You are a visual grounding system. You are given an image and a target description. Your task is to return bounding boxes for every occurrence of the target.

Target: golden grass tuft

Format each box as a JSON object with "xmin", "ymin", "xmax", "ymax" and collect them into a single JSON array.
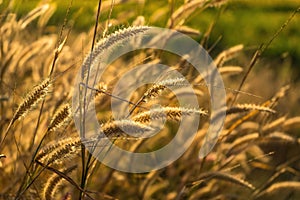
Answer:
[
  {"xmin": 132, "ymin": 106, "xmax": 207, "ymax": 123},
  {"xmin": 191, "ymin": 171, "xmax": 255, "ymax": 191},
  {"xmin": 99, "ymin": 119, "xmax": 154, "ymax": 138},
  {"xmin": 226, "ymin": 104, "xmax": 276, "ymax": 115},
  {"xmin": 42, "ymin": 166, "xmax": 76, "ymax": 200},
  {"xmin": 0, "ymin": 2, "xmax": 299, "ymax": 199},
  {"xmin": 37, "ymin": 137, "xmax": 81, "ymax": 166},
  {"xmin": 48, "ymin": 103, "xmax": 71, "ymax": 132},
  {"xmin": 141, "ymin": 78, "xmax": 186, "ymax": 103},
  {"xmin": 255, "ymin": 181, "xmax": 300, "ymax": 198},
  {"xmin": 13, "ymin": 77, "xmax": 52, "ymax": 124}
]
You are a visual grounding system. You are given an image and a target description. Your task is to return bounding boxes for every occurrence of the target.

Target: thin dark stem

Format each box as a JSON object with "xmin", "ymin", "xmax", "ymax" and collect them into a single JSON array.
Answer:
[
  {"xmin": 16, "ymin": 2, "xmax": 72, "ymax": 197},
  {"xmin": 79, "ymin": 0, "xmax": 102, "ymax": 199}
]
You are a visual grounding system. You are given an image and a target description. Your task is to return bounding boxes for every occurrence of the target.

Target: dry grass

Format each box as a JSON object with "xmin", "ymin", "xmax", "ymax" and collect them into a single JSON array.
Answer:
[{"xmin": 0, "ymin": 1, "xmax": 300, "ymax": 200}]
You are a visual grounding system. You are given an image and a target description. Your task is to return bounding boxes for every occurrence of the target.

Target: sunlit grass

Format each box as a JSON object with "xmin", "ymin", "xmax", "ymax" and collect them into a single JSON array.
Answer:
[{"xmin": 6, "ymin": 0, "xmax": 300, "ymax": 73}]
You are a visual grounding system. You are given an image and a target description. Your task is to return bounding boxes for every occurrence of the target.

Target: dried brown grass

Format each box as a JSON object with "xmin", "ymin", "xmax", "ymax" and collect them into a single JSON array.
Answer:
[{"xmin": 0, "ymin": 1, "xmax": 299, "ymax": 200}]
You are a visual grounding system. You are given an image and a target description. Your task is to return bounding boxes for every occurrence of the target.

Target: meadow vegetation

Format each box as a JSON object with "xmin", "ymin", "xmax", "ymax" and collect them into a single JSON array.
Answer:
[{"xmin": 0, "ymin": 0, "xmax": 300, "ymax": 199}]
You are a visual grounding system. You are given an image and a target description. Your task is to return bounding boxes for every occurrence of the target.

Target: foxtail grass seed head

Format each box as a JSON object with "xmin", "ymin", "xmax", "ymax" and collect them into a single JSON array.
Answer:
[
  {"xmin": 132, "ymin": 107, "xmax": 208, "ymax": 123},
  {"xmin": 37, "ymin": 137, "xmax": 81, "ymax": 165},
  {"xmin": 100, "ymin": 119, "xmax": 154, "ymax": 138},
  {"xmin": 42, "ymin": 166, "xmax": 76, "ymax": 200},
  {"xmin": 48, "ymin": 104, "xmax": 71, "ymax": 132},
  {"xmin": 81, "ymin": 26, "xmax": 150, "ymax": 75},
  {"xmin": 142, "ymin": 78, "xmax": 186, "ymax": 102},
  {"xmin": 12, "ymin": 77, "xmax": 51, "ymax": 123},
  {"xmin": 226, "ymin": 104, "xmax": 276, "ymax": 115}
]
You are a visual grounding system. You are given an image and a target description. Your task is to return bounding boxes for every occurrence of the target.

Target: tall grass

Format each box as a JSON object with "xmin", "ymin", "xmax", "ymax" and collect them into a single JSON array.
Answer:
[{"xmin": 0, "ymin": 1, "xmax": 300, "ymax": 200}]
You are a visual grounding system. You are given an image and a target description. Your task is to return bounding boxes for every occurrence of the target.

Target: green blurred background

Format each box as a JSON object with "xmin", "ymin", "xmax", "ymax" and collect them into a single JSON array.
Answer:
[{"xmin": 1, "ymin": 0, "xmax": 300, "ymax": 78}]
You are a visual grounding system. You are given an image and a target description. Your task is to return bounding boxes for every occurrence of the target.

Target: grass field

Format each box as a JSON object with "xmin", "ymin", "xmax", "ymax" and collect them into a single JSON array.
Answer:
[
  {"xmin": 4, "ymin": 0, "xmax": 300, "ymax": 74},
  {"xmin": 1, "ymin": 0, "xmax": 300, "ymax": 199}
]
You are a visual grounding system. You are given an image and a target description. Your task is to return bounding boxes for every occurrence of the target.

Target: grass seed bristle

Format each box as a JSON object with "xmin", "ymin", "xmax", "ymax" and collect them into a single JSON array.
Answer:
[
  {"xmin": 192, "ymin": 171, "xmax": 255, "ymax": 191},
  {"xmin": 132, "ymin": 107, "xmax": 208, "ymax": 123},
  {"xmin": 227, "ymin": 104, "xmax": 276, "ymax": 115},
  {"xmin": 100, "ymin": 119, "xmax": 154, "ymax": 138},
  {"xmin": 42, "ymin": 166, "xmax": 76, "ymax": 200},
  {"xmin": 142, "ymin": 78, "xmax": 186, "ymax": 102},
  {"xmin": 214, "ymin": 44, "xmax": 244, "ymax": 67},
  {"xmin": 38, "ymin": 138, "xmax": 81, "ymax": 165},
  {"xmin": 255, "ymin": 181, "xmax": 300, "ymax": 198},
  {"xmin": 82, "ymin": 26, "xmax": 149, "ymax": 74},
  {"xmin": 12, "ymin": 77, "xmax": 52, "ymax": 124},
  {"xmin": 48, "ymin": 104, "xmax": 71, "ymax": 132}
]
